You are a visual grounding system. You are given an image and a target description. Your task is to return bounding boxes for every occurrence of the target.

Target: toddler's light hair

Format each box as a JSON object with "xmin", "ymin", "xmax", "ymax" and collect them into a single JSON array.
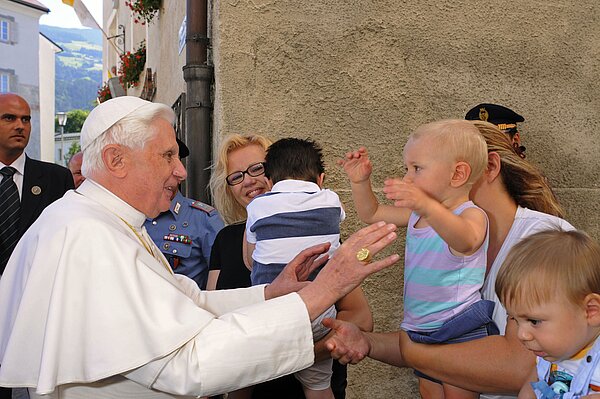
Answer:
[
  {"xmin": 495, "ymin": 229, "xmax": 600, "ymax": 309},
  {"xmin": 408, "ymin": 119, "xmax": 488, "ymax": 185}
]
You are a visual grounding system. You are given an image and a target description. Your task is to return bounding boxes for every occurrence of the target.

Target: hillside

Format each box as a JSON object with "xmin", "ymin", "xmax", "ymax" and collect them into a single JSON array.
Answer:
[{"xmin": 40, "ymin": 25, "xmax": 102, "ymax": 111}]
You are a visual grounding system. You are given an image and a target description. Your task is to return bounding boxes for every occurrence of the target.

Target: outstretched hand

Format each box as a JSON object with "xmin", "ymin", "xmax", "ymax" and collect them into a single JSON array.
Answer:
[
  {"xmin": 299, "ymin": 221, "xmax": 400, "ymax": 321},
  {"xmin": 323, "ymin": 318, "xmax": 371, "ymax": 365},
  {"xmin": 337, "ymin": 147, "xmax": 373, "ymax": 184},
  {"xmin": 265, "ymin": 242, "xmax": 331, "ymax": 300},
  {"xmin": 383, "ymin": 177, "xmax": 433, "ymax": 215},
  {"xmin": 315, "ymin": 221, "xmax": 399, "ymax": 293}
]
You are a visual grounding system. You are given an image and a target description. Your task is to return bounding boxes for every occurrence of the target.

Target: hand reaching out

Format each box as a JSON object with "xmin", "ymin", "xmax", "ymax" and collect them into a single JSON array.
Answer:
[
  {"xmin": 383, "ymin": 177, "xmax": 435, "ymax": 216},
  {"xmin": 299, "ymin": 222, "xmax": 400, "ymax": 321},
  {"xmin": 265, "ymin": 243, "xmax": 331, "ymax": 300},
  {"xmin": 337, "ymin": 147, "xmax": 373, "ymax": 184},
  {"xmin": 323, "ymin": 318, "xmax": 371, "ymax": 365}
]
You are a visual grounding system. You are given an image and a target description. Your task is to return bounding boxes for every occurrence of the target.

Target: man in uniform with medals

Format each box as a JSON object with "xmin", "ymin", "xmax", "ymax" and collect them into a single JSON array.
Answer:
[{"xmin": 145, "ymin": 139, "xmax": 224, "ymax": 289}]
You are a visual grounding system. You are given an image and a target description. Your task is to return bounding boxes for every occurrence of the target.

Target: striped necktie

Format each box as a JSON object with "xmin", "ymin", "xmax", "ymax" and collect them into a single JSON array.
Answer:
[{"xmin": 0, "ymin": 166, "xmax": 21, "ymax": 274}]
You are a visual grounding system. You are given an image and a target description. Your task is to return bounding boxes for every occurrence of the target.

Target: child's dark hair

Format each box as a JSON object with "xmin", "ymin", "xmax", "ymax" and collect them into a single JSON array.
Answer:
[{"xmin": 265, "ymin": 138, "xmax": 325, "ymax": 184}]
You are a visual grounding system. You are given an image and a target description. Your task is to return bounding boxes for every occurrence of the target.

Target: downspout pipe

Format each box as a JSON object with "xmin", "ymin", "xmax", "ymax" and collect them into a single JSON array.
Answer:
[{"xmin": 184, "ymin": 0, "xmax": 212, "ymax": 203}]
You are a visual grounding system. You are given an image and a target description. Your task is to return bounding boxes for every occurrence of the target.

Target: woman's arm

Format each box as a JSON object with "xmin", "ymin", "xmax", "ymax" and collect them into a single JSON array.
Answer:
[
  {"xmin": 325, "ymin": 321, "xmax": 405, "ymax": 366},
  {"xmin": 206, "ymin": 270, "xmax": 220, "ymax": 291},
  {"xmin": 326, "ymin": 317, "xmax": 533, "ymax": 394},
  {"xmin": 517, "ymin": 366, "xmax": 537, "ymax": 399},
  {"xmin": 335, "ymin": 285, "xmax": 373, "ymax": 332},
  {"xmin": 400, "ymin": 318, "xmax": 535, "ymax": 394}
]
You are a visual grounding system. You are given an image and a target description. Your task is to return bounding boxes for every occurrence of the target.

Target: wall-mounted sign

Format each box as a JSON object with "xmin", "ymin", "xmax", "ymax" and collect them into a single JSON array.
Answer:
[{"xmin": 178, "ymin": 17, "xmax": 186, "ymax": 55}]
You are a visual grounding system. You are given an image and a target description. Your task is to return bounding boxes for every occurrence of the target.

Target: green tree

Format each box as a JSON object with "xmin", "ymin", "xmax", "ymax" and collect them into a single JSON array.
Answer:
[
  {"xmin": 64, "ymin": 142, "xmax": 81, "ymax": 164},
  {"xmin": 55, "ymin": 109, "xmax": 90, "ymax": 133}
]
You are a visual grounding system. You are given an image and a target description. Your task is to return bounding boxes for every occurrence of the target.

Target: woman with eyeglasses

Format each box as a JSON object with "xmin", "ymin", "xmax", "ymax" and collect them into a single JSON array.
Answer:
[{"xmin": 207, "ymin": 133, "xmax": 373, "ymax": 399}]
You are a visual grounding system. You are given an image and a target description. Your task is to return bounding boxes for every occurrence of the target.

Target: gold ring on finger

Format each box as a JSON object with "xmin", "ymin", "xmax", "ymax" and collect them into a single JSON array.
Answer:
[{"xmin": 356, "ymin": 247, "xmax": 371, "ymax": 263}]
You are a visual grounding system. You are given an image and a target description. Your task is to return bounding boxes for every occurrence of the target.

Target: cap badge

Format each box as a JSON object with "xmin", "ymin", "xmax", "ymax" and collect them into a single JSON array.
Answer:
[{"xmin": 479, "ymin": 107, "xmax": 489, "ymax": 121}]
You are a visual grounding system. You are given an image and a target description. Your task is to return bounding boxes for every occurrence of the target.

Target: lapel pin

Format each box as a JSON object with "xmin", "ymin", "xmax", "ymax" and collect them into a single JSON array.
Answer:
[{"xmin": 31, "ymin": 186, "xmax": 41, "ymax": 195}]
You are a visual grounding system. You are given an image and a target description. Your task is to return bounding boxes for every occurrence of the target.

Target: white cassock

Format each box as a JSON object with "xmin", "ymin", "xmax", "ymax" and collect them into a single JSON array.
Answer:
[{"xmin": 0, "ymin": 179, "xmax": 314, "ymax": 398}]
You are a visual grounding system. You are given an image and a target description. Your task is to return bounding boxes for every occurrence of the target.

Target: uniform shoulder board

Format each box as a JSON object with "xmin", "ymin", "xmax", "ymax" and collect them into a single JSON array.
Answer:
[{"xmin": 191, "ymin": 201, "xmax": 216, "ymax": 214}]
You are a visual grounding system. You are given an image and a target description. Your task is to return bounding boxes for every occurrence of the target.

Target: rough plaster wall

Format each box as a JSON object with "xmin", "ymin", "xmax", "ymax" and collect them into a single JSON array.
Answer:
[{"xmin": 213, "ymin": 1, "xmax": 600, "ymax": 397}]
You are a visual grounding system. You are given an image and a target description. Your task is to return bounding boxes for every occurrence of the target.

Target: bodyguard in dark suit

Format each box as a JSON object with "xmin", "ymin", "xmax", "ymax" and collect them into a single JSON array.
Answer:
[
  {"xmin": 0, "ymin": 93, "xmax": 74, "ymax": 274},
  {"xmin": 0, "ymin": 93, "xmax": 73, "ymax": 398},
  {"xmin": 19, "ymin": 157, "xmax": 75, "ymax": 234}
]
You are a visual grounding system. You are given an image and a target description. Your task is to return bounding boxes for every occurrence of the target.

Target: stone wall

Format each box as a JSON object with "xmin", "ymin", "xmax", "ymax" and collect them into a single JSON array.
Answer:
[{"xmin": 212, "ymin": 1, "xmax": 600, "ymax": 397}]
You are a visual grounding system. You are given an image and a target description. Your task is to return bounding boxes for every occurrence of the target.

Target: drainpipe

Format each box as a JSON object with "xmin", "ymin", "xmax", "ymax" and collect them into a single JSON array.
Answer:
[{"xmin": 184, "ymin": 0, "xmax": 212, "ymax": 203}]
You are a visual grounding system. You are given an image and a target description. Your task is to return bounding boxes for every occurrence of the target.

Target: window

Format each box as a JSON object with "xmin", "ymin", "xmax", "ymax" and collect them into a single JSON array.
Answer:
[
  {"xmin": 0, "ymin": 19, "xmax": 9, "ymax": 42},
  {"xmin": 0, "ymin": 15, "xmax": 16, "ymax": 44},
  {"xmin": 0, "ymin": 69, "xmax": 15, "ymax": 93},
  {"xmin": 0, "ymin": 74, "xmax": 9, "ymax": 93}
]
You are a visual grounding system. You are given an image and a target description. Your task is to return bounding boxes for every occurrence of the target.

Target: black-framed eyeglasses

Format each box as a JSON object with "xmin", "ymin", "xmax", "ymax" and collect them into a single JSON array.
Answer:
[{"xmin": 226, "ymin": 162, "xmax": 266, "ymax": 186}]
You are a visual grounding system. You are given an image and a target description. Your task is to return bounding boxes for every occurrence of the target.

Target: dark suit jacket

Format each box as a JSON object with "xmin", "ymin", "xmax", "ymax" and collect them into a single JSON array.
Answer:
[
  {"xmin": 0, "ymin": 158, "xmax": 71, "ymax": 393},
  {"xmin": 18, "ymin": 156, "xmax": 75, "ymax": 235}
]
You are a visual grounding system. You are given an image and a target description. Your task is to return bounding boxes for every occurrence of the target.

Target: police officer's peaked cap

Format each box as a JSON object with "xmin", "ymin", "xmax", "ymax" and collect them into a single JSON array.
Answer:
[
  {"xmin": 177, "ymin": 138, "xmax": 190, "ymax": 159},
  {"xmin": 465, "ymin": 103, "xmax": 524, "ymax": 131}
]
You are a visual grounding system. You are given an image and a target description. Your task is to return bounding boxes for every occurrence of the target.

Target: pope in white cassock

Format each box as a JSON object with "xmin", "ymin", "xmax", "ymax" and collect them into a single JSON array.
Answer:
[{"xmin": 0, "ymin": 96, "xmax": 400, "ymax": 398}]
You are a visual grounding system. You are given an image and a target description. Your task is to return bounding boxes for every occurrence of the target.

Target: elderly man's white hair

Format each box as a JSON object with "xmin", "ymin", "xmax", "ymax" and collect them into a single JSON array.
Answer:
[{"xmin": 81, "ymin": 98, "xmax": 174, "ymax": 177}]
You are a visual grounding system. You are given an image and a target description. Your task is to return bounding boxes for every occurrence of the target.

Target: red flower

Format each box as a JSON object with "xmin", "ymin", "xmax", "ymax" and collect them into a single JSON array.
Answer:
[
  {"xmin": 127, "ymin": 0, "xmax": 160, "ymax": 25},
  {"xmin": 117, "ymin": 41, "xmax": 146, "ymax": 89},
  {"xmin": 97, "ymin": 81, "xmax": 114, "ymax": 103}
]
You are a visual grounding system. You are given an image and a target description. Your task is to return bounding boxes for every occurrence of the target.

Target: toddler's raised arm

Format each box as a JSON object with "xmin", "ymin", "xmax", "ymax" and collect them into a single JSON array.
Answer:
[
  {"xmin": 338, "ymin": 147, "xmax": 411, "ymax": 227},
  {"xmin": 383, "ymin": 178, "xmax": 487, "ymax": 254}
]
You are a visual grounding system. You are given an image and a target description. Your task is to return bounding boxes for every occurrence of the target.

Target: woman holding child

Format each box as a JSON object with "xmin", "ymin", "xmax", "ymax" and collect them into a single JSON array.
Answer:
[
  {"xmin": 327, "ymin": 120, "xmax": 572, "ymax": 399},
  {"xmin": 207, "ymin": 133, "xmax": 373, "ymax": 399}
]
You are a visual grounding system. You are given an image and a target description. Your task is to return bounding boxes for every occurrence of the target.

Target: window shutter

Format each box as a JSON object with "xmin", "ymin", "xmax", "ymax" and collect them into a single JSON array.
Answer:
[
  {"xmin": 9, "ymin": 73, "xmax": 18, "ymax": 93},
  {"xmin": 9, "ymin": 20, "xmax": 17, "ymax": 44}
]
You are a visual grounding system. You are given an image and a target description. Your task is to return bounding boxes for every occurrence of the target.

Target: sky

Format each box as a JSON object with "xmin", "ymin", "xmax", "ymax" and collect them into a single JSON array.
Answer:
[{"xmin": 39, "ymin": 0, "xmax": 103, "ymax": 29}]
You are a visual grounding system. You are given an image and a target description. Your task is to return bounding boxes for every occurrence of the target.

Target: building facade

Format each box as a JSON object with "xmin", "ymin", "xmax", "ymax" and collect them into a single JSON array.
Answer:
[
  {"xmin": 39, "ymin": 31, "xmax": 61, "ymax": 162},
  {"xmin": 102, "ymin": 1, "xmax": 186, "ymax": 106},
  {"xmin": 0, "ymin": 0, "xmax": 58, "ymax": 162}
]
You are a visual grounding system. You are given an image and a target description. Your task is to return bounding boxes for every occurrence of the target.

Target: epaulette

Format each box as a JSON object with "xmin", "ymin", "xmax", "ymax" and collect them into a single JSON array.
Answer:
[{"xmin": 191, "ymin": 201, "xmax": 216, "ymax": 214}]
